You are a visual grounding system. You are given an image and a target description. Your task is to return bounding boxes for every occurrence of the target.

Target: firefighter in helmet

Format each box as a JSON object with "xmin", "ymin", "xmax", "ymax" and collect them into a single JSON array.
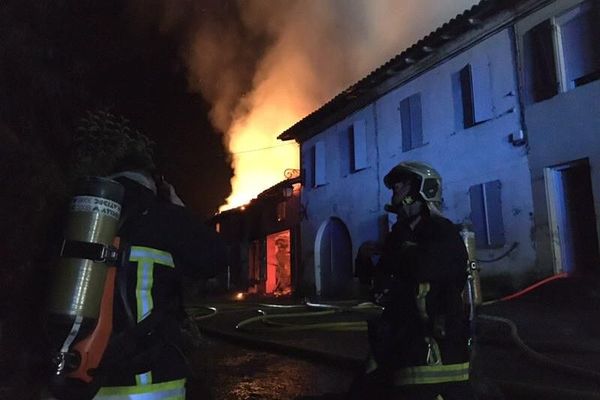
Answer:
[
  {"xmin": 351, "ymin": 161, "xmax": 473, "ymax": 399},
  {"xmin": 46, "ymin": 112, "xmax": 226, "ymax": 400}
]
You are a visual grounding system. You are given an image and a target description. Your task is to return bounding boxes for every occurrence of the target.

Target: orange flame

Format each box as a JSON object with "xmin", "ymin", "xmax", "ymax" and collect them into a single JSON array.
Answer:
[{"xmin": 218, "ymin": 52, "xmax": 318, "ymax": 211}]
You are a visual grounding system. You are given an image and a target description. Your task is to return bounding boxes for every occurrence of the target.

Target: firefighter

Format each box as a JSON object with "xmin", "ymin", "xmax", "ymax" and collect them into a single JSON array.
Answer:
[
  {"xmin": 350, "ymin": 161, "xmax": 473, "ymax": 400},
  {"xmin": 91, "ymin": 161, "xmax": 225, "ymax": 399},
  {"xmin": 46, "ymin": 113, "xmax": 227, "ymax": 400}
]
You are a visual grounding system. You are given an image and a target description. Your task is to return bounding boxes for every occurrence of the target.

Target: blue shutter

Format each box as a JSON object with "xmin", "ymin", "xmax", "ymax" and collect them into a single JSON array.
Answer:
[
  {"xmin": 314, "ymin": 141, "xmax": 327, "ymax": 186},
  {"xmin": 400, "ymin": 94, "xmax": 422, "ymax": 151},
  {"xmin": 410, "ymin": 94, "xmax": 423, "ymax": 148},
  {"xmin": 469, "ymin": 184, "xmax": 487, "ymax": 248},
  {"xmin": 523, "ymin": 20, "xmax": 558, "ymax": 103},
  {"xmin": 484, "ymin": 180, "xmax": 505, "ymax": 247},
  {"xmin": 560, "ymin": 1, "xmax": 600, "ymax": 88},
  {"xmin": 352, "ymin": 120, "xmax": 368, "ymax": 171},
  {"xmin": 460, "ymin": 65, "xmax": 475, "ymax": 127},
  {"xmin": 472, "ymin": 58, "xmax": 494, "ymax": 123},
  {"xmin": 470, "ymin": 180, "xmax": 506, "ymax": 248},
  {"xmin": 307, "ymin": 147, "xmax": 316, "ymax": 188},
  {"xmin": 400, "ymin": 97, "xmax": 412, "ymax": 152},
  {"xmin": 339, "ymin": 127, "xmax": 351, "ymax": 176},
  {"xmin": 452, "ymin": 70, "xmax": 465, "ymax": 131}
]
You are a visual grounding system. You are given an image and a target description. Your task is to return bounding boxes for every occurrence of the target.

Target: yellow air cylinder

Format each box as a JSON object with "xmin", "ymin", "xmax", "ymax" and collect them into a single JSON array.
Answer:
[{"xmin": 46, "ymin": 176, "xmax": 124, "ymax": 376}]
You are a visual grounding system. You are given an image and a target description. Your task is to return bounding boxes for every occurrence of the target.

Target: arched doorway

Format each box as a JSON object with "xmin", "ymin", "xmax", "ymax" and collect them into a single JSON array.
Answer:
[{"xmin": 314, "ymin": 217, "xmax": 353, "ymax": 297}]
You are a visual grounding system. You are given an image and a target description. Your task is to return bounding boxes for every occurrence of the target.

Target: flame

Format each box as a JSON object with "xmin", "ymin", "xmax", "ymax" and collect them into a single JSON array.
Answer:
[
  {"xmin": 219, "ymin": 98, "xmax": 303, "ymax": 211},
  {"xmin": 217, "ymin": 33, "xmax": 323, "ymax": 211},
  {"xmin": 215, "ymin": 0, "xmax": 479, "ymax": 212},
  {"xmin": 128, "ymin": 0, "xmax": 480, "ymax": 213}
]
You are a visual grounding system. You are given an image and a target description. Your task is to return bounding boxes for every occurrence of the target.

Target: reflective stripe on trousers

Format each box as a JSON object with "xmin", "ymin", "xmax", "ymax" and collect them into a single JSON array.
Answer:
[
  {"xmin": 94, "ymin": 378, "xmax": 186, "ymax": 400},
  {"xmin": 394, "ymin": 362, "xmax": 470, "ymax": 385}
]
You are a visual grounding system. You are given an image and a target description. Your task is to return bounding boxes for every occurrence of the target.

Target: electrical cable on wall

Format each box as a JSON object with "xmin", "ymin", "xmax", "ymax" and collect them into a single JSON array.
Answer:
[{"xmin": 477, "ymin": 242, "xmax": 519, "ymax": 263}]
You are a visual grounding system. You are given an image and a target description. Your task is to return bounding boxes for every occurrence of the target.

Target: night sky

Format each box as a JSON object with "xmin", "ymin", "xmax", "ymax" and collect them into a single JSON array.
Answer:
[{"xmin": 1, "ymin": 0, "xmax": 235, "ymax": 220}]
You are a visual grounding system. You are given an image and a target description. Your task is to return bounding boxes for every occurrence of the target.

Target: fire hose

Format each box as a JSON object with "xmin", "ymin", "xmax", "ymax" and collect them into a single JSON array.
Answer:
[
  {"xmin": 234, "ymin": 302, "xmax": 379, "ymax": 332},
  {"xmin": 187, "ymin": 274, "xmax": 600, "ymax": 384}
]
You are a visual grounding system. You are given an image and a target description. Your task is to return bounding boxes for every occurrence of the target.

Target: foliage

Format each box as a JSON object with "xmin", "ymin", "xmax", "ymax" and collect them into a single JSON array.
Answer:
[{"xmin": 70, "ymin": 110, "xmax": 156, "ymax": 179}]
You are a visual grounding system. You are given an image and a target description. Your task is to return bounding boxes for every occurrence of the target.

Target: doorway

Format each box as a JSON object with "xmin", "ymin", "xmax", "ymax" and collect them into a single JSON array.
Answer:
[
  {"xmin": 266, "ymin": 230, "xmax": 292, "ymax": 296},
  {"xmin": 314, "ymin": 218, "xmax": 353, "ymax": 297},
  {"xmin": 544, "ymin": 159, "xmax": 600, "ymax": 275}
]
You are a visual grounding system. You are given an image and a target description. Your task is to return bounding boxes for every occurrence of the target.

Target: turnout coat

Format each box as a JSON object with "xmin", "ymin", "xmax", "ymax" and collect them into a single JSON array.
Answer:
[
  {"xmin": 369, "ymin": 213, "xmax": 471, "ymax": 387},
  {"xmin": 95, "ymin": 177, "xmax": 225, "ymax": 399}
]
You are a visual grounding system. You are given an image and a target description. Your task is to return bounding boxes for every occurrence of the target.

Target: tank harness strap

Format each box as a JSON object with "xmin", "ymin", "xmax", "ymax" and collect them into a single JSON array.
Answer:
[{"xmin": 60, "ymin": 239, "xmax": 119, "ymax": 264}]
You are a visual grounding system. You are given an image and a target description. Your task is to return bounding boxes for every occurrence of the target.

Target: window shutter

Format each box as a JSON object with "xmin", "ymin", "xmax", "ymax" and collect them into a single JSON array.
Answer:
[
  {"xmin": 352, "ymin": 120, "xmax": 368, "ymax": 171},
  {"xmin": 400, "ymin": 97, "xmax": 412, "ymax": 151},
  {"xmin": 484, "ymin": 180, "xmax": 506, "ymax": 247},
  {"xmin": 523, "ymin": 20, "xmax": 558, "ymax": 103},
  {"xmin": 314, "ymin": 141, "xmax": 327, "ymax": 186},
  {"xmin": 451, "ymin": 70, "xmax": 465, "ymax": 131},
  {"xmin": 409, "ymin": 94, "xmax": 423, "ymax": 148},
  {"xmin": 471, "ymin": 58, "xmax": 494, "ymax": 122},
  {"xmin": 306, "ymin": 147, "xmax": 316, "ymax": 188},
  {"xmin": 469, "ymin": 180, "xmax": 506, "ymax": 248},
  {"xmin": 459, "ymin": 65, "xmax": 475, "ymax": 127},
  {"xmin": 560, "ymin": 1, "xmax": 600, "ymax": 88},
  {"xmin": 469, "ymin": 184, "xmax": 487, "ymax": 248},
  {"xmin": 339, "ymin": 127, "xmax": 351, "ymax": 176}
]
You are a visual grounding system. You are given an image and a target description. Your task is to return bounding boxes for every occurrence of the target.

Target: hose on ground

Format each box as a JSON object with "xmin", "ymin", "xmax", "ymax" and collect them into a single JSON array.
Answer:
[
  {"xmin": 235, "ymin": 302, "xmax": 381, "ymax": 332},
  {"xmin": 479, "ymin": 313, "xmax": 600, "ymax": 382},
  {"xmin": 187, "ymin": 306, "xmax": 218, "ymax": 321},
  {"xmin": 193, "ymin": 275, "xmax": 600, "ymax": 384}
]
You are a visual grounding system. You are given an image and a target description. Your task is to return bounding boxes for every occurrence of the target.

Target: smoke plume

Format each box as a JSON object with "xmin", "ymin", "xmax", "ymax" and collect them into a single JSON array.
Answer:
[{"xmin": 129, "ymin": 0, "xmax": 479, "ymax": 210}]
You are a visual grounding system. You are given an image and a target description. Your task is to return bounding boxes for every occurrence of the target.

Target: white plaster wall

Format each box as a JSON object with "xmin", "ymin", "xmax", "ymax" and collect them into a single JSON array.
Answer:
[
  {"xmin": 300, "ymin": 28, "xmax": 538, "ymax": 294},
  {"xmin": 524, "ymin": 79, "xmax": 600, "ymax": 276},
  {"xmin": 375, "ymin": 28, "xmax": 536, "ymax": 285},
  {"xmin": 300, "ymin": 104, "xmax": 382, "ymax": 292}
]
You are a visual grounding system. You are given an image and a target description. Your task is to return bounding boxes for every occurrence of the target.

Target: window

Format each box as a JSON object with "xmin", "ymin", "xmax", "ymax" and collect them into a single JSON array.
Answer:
[
  {"xmin": 399, "ymin": 93, "xmax": 423, "ymax": 152},
  {"xmin": 309, "ymin": 141, "xmax": 327, "ymax": 188},
  {"xmin": 469, "ymin": 180, "xmax": 505, "ymax": 248},
  {"xmin": 340, "ymin": 120, "xmax": 368, "ymax": 175},
  {"xmin": 452, "ymin": 60, "xmax": 493, "ymax": 129},
  {"xmin": 557, "ymin": 1, "xmax": 600, "ymax": 89},
  {"xmin": 522, "ymin": 0, "xmax": 600, "ymax": 103}
]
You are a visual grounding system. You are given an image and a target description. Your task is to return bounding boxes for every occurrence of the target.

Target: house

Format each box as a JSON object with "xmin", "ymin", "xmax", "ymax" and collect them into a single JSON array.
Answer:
[
  {"xmin": 514, "ymin": 0, "xmax": 600, "ymax": 277},
  {"xmin": 211, "ymin": 173, "xmax": 303, "ymax": 296},
  {"xmin": 278, "ymin": 0, "xmax": 600, "ymax": 299}
]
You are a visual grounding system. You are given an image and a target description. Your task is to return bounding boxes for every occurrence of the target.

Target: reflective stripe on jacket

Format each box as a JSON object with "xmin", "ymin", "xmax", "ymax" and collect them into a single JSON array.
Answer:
[
  {"xmin": 94, "ymin": 378, "xmax": 185, "ymax": 400},
  {"xmin": 129, "ymin": 246, "xmax": 175, "ymax": 322}
]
